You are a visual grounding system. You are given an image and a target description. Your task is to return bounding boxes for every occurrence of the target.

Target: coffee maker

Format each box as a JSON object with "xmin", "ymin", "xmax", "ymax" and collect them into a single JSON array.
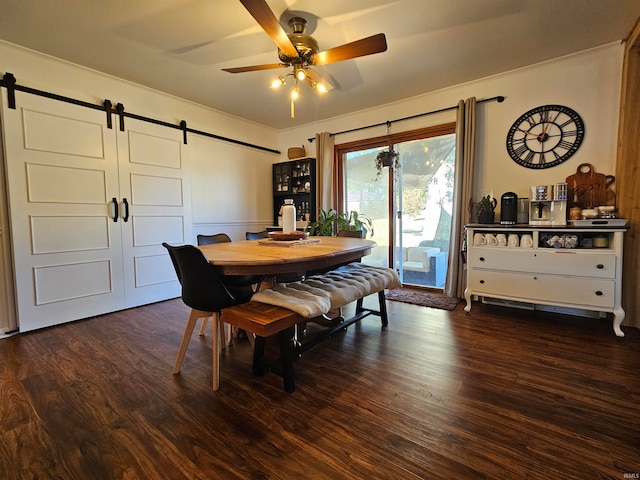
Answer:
[
  {"xmin": 529, "ymin": 183, "xmax": 567, "ymax": 225},
  {"xmin": 500, "ymin": 192, "xmax": 518, "ymax": 225},
  {"xmin": 551, "ymin": 182, "xmax": 567, "ymax": 225}
]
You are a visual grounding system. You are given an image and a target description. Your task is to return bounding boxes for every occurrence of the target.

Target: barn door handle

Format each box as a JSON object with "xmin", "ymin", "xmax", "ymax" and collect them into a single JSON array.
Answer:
[
  {"xmin": 111, "ymin": 198, "xmax": 118, "ymax": 222},
  {"xmin": 122, "ymin": 198, "xmax": 129, "ymax": 222}
]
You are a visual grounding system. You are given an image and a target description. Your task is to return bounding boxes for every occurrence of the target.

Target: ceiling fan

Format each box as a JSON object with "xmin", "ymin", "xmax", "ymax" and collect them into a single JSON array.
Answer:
[{"xmin": 223, "ymin": 0, "xmax": 388, "ymax": 117}]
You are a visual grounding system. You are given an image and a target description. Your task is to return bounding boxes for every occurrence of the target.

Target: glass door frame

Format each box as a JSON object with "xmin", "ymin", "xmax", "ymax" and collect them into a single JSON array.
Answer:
[{"xmin": 336, "ymin": 123, "xmax": 456, "ymax": 273}]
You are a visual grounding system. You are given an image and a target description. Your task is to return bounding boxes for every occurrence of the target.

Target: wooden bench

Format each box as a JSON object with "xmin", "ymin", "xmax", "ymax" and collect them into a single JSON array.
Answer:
[
  {"xmin": 221, "ymin": 263, "xmax": 400, "ymax": 392},
  {"xmin": 222, "ymin": 302, "xmax": 304, "ymax": 392}
]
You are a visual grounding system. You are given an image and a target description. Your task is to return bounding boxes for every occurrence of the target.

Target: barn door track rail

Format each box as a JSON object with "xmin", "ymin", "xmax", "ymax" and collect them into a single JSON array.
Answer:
[{"xmin": 1, "ymin": 72, "xmax": 280, "ymax": 155}]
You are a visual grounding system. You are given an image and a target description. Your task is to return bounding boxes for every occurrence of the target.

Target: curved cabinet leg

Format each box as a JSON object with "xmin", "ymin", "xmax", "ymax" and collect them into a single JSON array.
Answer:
[
  {"xmin": 463, "ymin": 288, "xmax": 472, "ymax": 313},
  {"xmin": 612, "ymin": 307, "xmax": 625, "ymax": 337}
]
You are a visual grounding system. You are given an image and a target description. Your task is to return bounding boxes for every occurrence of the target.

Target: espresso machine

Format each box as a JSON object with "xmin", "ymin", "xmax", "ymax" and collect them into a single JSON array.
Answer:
[{"xmin": 529, "ymin": 183, "xmax": 567, "ymax": 225}]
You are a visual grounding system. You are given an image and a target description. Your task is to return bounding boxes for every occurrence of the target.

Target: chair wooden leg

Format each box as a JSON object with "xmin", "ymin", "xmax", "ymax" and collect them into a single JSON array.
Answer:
[
  {"xmin": 219, "ymin": 318, "xmax": 227, "ymax": 350},
  {"xmin": 200, "ymin": 316, "xmax": 228, "ymax": 352},
  {"xmin": 212, "ymin": 312, "xmax": 220, "ymax": 391},
  {"xmin": 224, "ymin": 323, "xmax": 233, "ymax": 347},
  {"xmin": 198, "ymin": 317, "xmax": 208, "ymax": 336},
  {"xmin": 173, "ymin": 309, "xmax": 203, "ymax": 374}
]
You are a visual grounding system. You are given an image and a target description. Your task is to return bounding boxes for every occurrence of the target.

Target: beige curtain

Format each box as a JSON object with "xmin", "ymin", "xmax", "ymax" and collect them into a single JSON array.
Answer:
[
  {"xmin": 315, "ymin": 132, "xmax": 335, "ymax": 211},
  {"xmin": 445, "ymin": 97, "xmax": 476, "ymax": 298}
]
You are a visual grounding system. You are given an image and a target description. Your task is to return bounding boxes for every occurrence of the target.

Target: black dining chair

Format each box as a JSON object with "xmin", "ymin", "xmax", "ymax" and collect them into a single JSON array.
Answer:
[
  {"xmin": 162, "ymin": 243, "xmax": 254, "ymax": 390},
  {"xmin": 196, "ymin": 233, "xmax": 265, "ymax": 290},
  {"xmin": 196, "ymin": 233, "xmax": 264, "ymax": 342},
  {"xmin": 245, "ymin": 230, "xmax": 269, "ymax": 240},
  {"xmin": 196, "ymin": 233, "xmax": 232, "ymax": 245}
]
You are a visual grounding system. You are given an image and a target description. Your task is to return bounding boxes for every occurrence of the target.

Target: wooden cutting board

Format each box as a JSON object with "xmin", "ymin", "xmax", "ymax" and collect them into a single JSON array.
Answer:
[{"xmin": 566, "ymin": 163, "xmax": 608, "ymax": 209}]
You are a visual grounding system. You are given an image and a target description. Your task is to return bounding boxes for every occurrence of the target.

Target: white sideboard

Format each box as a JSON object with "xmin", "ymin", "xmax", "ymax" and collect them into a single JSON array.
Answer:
[{"xmin": 464, "ymin": 224, "xmax": 627, "ymax": 336}]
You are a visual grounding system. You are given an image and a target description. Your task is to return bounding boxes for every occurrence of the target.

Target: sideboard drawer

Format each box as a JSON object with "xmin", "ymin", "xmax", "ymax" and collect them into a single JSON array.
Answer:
[
  {"xmin": 468, "ymin": 270, "xmax": 615, "ymax": 309},
  {"xmin": 468, "ymin": 248, "xmax": 615, "ymax": 279}
]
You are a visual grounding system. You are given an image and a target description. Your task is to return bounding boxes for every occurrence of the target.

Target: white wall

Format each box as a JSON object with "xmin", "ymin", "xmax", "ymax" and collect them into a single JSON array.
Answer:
[
  {"xmin": 0, "ymin": 40, "xmax": 279, "ymax": 242},
  {"xmin": 278, "ymin": 43, "xmax": 623, "ymax": 212}
]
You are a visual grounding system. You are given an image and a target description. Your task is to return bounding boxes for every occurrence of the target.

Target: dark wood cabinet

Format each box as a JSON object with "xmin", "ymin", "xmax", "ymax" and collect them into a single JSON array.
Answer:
[{"xmin": 272, "ymin": 157, "xmax": 316, "ymax": 226}]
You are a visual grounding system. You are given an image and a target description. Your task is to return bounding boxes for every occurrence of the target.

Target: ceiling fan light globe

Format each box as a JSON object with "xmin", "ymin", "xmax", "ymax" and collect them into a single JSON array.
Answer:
[
  {"xmin": 270, "ymin": 76, "xmax": 286, "ymax": 89},
  {"xmin": 295, "ymin": 67, "xmax": 306, "ymax": 81}
]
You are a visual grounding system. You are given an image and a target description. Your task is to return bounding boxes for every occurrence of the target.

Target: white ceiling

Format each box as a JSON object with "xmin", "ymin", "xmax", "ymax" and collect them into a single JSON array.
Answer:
[{"xmin": 1, "ymin": 0, "xmax": 639, "ymax": 130}]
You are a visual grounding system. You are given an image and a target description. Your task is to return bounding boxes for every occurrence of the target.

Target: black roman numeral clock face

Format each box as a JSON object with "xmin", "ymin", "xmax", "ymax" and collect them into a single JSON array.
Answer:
[{"xmin": 506, "ymin": 104, "xmax": 585, "ymax": 169}]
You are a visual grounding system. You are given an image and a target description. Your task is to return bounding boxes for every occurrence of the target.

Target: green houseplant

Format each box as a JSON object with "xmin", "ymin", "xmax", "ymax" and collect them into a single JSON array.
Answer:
[
  {"xmin": 375, "ymin": 149, "xmax": 399, "ymax": 180},
  {"xmin": 309, "ymin": 208, "xmax": 374, "ymax": 238},
  {"xmin": 475, "ymin": 195, "xmax": 497, "ymax": 224}
]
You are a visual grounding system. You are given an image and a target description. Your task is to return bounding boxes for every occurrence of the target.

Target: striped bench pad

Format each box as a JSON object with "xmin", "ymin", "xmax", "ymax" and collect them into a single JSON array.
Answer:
[{"xmin": 250, "ymin": 263, "xmax": 400, "ymax": 318}]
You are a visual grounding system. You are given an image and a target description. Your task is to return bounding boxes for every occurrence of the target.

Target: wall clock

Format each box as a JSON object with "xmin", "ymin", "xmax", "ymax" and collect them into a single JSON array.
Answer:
[{"xmin": 506, "ymin": 104, "xmax": 585, "ymax": 169}]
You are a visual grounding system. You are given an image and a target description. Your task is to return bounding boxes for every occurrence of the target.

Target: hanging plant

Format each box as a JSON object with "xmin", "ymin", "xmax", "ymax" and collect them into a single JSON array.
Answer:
[
  {"xmin": 375, "ymin": 120, "xmax": 399, "ymax": 180},
  {"xmin": 375, "ymin": 149, "xmax": 399, "ymax": 180}
]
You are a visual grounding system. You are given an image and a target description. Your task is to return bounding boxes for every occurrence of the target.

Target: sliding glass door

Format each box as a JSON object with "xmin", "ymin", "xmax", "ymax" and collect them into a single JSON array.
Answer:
[{"xmin": 340, "ymin": 124, "xmax": 456, "ymax": 288}]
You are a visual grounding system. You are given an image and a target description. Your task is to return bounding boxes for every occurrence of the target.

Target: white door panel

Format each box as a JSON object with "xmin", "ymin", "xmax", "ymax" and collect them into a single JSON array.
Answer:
[
  {"xmin": 117, "ymin": 118, "xmax": 189, "ymax": 307},
  {"xmin": 2, "ymin": 90, "xmax": 124, "ymax": 331},
  {"xmin": 2, "ymin": 91, "xmax": 189, "ymax": 331},
  {"xmin": 22, "ymin": 108, "xmax": 107, "ymax": 158},
  {"xmin": 31, "ymin": 215, "xmax": 110, "ymax": 254}
]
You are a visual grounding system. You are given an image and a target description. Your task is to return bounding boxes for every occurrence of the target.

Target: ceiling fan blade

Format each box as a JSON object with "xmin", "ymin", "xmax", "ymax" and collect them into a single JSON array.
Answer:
[
  {"xmin": 239, "ymin": 0, "xmax": 299, "ymax": 58},
  {"xmin": 311, "ymin": 33, "xmax": 387, "ymax": 66},
  {"xmin": 222, "ymin": 63, "xmax": 287, "ymax": 73}
]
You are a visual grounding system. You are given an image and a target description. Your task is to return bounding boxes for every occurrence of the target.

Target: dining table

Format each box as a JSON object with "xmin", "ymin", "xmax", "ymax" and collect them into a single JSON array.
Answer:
[{"xmin": 197, "ymin": 235, "xmax": 376, "ymax": 278}]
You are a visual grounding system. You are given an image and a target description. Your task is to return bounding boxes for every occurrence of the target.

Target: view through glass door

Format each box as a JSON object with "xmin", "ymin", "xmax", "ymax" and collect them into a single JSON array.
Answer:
[{"xmin": 342, "ymin": 125, "xmax": 456, "ymax": 288}]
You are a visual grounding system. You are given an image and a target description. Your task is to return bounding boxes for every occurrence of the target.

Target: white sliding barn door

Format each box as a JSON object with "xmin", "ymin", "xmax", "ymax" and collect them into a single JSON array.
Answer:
[
  {"xmin": 1, "ymin": 90, "xmax": 125, "ymax": 331},
  {"xmin": 1, "ymin": 91, "xmax": 187, "ymax": 332},
  {"xmin": 116, "ymin": 118, "xmax": 190, "ymax": 307}
]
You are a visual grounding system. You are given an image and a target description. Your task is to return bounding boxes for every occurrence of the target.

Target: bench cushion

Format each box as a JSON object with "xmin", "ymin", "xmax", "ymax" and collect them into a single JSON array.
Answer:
[{"xmin": 251, "ymin": 263, "xmax": 400, "ymax": 318}]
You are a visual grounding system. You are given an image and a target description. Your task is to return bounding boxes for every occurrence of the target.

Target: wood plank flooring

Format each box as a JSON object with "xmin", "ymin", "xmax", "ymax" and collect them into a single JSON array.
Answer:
[{"xmin": 1, "ymin": 297, "xmax": 639, "ymax": 479}]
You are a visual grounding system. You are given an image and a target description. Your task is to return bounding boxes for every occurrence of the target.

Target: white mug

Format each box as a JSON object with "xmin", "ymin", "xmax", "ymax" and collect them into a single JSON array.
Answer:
[
  {"xmin": 485, "ymin": 233, "xmax": 498, "ymax": 246},
  {"xmin": 473, "ymin": 233, "xmax": 487, "ymax": 246},
  {"xmin": 507, "ymin": 234, "xmax": 519, "ymax": 247},
  {"xmin": 496, "ymin": 233, "xmax": 507, "ymax": 246},
  {"xmin": 521, "ymin": 234, "xmax": 533, "ymax": 248}
]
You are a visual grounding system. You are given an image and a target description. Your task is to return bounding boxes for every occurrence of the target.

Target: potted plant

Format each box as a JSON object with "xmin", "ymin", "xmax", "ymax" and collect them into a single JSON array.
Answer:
[
  {"xmin": 309, "ymin": 208, "xmax": 374, "ymax": 238},
  {"xmin": 475, "ymin": 195, "xmax": 497, "ymax": 224},
  {"xmin": 375, "ymin": 149, "xmax": 399, "ymax": 179}
]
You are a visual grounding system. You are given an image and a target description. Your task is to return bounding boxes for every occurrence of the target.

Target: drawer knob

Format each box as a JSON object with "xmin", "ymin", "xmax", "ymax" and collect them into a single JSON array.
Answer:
[
  {"xmin": 595, "ymin": 290, "xmax": 603, "ymax": 296},
  {"xmin": 480, "ymin": 280, "xmax": 485, "ymax": 284},
  {"xmin": 479, "ymin": 257, "xmax": 485, "ymax": 262},
  {"xmin": 596, "ymin": 264, "xmax": 604, "ymax": 269}
]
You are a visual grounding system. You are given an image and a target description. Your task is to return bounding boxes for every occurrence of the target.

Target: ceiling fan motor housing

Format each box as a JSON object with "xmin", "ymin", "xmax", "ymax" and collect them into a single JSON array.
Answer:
[{"xmin": 277, "ymin": 17, "xmax": 318, "ymax": 65}]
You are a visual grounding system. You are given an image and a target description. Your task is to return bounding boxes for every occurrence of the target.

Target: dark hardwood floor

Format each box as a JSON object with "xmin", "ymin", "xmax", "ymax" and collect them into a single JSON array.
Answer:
[{"xmin": 1, "ymin": 296, "xmax": 639, "ymax": 479}]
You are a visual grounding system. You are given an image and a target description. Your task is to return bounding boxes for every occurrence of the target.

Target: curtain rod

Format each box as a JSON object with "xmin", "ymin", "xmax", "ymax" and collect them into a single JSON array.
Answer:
[
  {"xmin": 1, "ymin": 72, "xmax": 281, "ymax": 155},
  {"xmin": 307, "ymin": 95, "xmax": 505, "ymax": 143}
]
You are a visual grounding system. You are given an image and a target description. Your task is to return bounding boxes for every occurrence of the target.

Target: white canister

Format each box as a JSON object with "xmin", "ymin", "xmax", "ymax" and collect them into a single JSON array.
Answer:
[{"xmin": 282, "ymin": 199, "xmax": 296, "ymax": 233}]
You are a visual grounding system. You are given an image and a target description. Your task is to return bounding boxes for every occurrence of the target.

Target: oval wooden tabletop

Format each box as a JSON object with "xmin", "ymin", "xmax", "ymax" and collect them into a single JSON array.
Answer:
[{"xmin": 198, "ymin": 236, "xmax": 375, "ymax": 276}]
